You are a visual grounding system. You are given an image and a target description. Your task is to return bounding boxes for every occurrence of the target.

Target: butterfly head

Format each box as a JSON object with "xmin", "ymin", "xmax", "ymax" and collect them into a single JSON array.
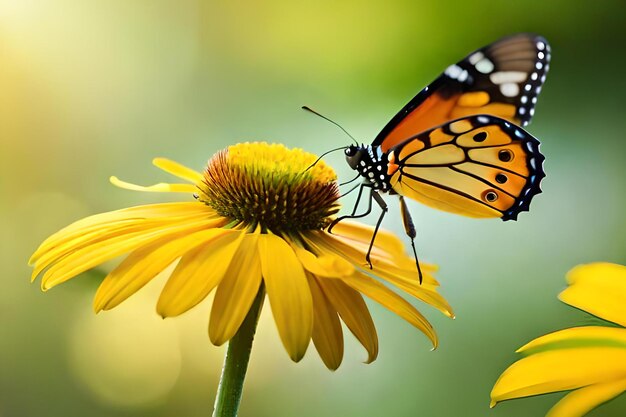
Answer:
[{"xmin": 344, "ymin": 145, "xmax": 365, "ymax": 170}]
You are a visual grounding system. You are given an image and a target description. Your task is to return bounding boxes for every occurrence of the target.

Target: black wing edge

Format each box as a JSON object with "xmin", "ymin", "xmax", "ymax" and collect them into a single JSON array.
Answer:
[
  {"xmin": 372, "ymin": 33, "xmax": 551, "ymax": 147},
  {"xmin": 464, "ymin": 115, "xmax": 546, "ymax": 221}
]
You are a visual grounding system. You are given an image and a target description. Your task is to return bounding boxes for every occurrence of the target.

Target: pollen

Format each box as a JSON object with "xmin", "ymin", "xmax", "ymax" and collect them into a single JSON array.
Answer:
[{"xmin": 198, "ymin": 142, "xmax": 340, "ymax": 234}]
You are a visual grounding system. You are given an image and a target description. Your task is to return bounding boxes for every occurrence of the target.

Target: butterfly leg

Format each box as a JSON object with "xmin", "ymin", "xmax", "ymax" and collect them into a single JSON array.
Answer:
[
  {"xmin": 328, "ymin": 182, "xmax": 372, "ymax": 234},
  {"xmin": 399, "ymin": 196, "xmax": 423, "ymax": 284},
  {"xmin": 364, "ymin": 190, "xmax": 388, "ymax": 269}
]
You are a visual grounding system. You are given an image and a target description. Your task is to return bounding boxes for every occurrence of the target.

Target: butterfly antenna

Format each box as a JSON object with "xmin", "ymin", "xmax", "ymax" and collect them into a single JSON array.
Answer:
[
  {"xmin": 339, "ymin": 172, "xmax": 361, "ymax": 187},
  {"xmin": 302, "ymin": 106, "xmax": 359, "ymax": 145},
  {"xmin": 304, "ymin": 146, "xmax": 348, "ymax": 172}
]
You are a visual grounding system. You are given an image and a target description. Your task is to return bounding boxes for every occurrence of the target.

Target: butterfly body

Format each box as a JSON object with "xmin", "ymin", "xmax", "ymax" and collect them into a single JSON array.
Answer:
[
  {"xmin": 344, "ymin": 33, "xmax": 549, "ymax": 222},
  {"xmin": 331, "ymin": 34, "xmax": 550, "ymax": 279}
]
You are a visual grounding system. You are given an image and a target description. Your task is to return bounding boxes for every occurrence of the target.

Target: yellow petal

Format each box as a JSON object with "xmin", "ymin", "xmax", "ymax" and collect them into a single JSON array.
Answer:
[
  {"xmin": 316, "ymin": 277, "xmax": 378, "ymax": 363},
  {"xmin": 560, "ymin": 263, "xmax": 626, "ymax": 327},
  {"xmin": 310, "ymin": 233, "xmax": 438, "ymax": 286},
  {"xmin": 491, "ymin": 348, "xmax": 626, "ymax": 405},
  {"xmin": 157, "ymin": 231, "xmax": 244, "ymax": 317},
  {"xmin": 546, "ymin": 378, "xmax": 626, "ymax": 417},
  {"xmin": 110, "ymin": 176, "xmax": 197, "ymax": 193},
  {"xmin": 518, "ymin": 327, "xmax": 626, "ymax": 354},
  {"xmin": 292, "ymin": 244, "xmax": 354, "ymax": 277},
  {"xmin": 258, "ymin": 233, "xmax": 313, "ymax": 362},
  {"xmin": 30, "ymin": 202, "xmax": 213, "ymax": 265},
  {"xmin": 40, "ymin": 218, "xmax": 217, "ymax": 290},
  {"xmin": 339, "ymin": 273, "xmax": 438, "ymax": 348},
  {"xmin": 330, "ymin": 221, "xmax": 406, "ymax": 255},
  {"xmin": 93, "ymin": 229, "xmax": 227, "ymax": 311},
  {"xmin": 370, "ymin": 266, "xmax": 454, "ymax": 318},
  {"xmin": 209, "ymin": 234, "xmax": 263, "ymax": 345},
  {"xmin": 308, "ymin": 274, "xmax": 344, "ymax": 370},
  {"xmin": 152, "ymin": 157, "xmax": 203, "ymax": 183}
]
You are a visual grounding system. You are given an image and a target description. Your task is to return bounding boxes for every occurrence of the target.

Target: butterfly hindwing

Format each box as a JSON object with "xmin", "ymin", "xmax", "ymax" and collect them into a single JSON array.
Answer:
[
  {"xmin": 386, "ymin": 115, "xmax": 545, "ymax": 220},
  {"xmin": 374, "ymin": 33, "xmax": 550, "ymax": 152}
]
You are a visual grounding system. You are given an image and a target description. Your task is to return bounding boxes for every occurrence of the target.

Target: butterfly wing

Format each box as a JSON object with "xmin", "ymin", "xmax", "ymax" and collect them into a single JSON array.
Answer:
[
  {"xmin": 386, "ymin": 115, "xmax": 545, "ymax": 220},
  {"xmin": 374, "ymin": 33, "xmax": 550, "ymax": 152}
]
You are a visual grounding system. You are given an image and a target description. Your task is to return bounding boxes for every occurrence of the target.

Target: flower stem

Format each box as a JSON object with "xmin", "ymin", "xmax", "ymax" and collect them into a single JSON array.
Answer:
[{"xmin": 212, "ymin": 284, "xmax": 265, "ymax": 417}]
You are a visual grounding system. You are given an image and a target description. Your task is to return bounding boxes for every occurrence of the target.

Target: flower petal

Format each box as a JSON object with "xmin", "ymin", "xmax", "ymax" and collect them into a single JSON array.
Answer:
[
  {"xmin": 30, "ymin": 202, "xmax": 213, "ymax": 265},
  {"xmin": 157, "ymin": 231, "xmax": 245, "ymax": 317},
  {"xmin": 317, "ymin": 277, "xmax": 378, "ymax": 363},
  {"xmin": 93, "ymin": 229, "xmax": 228, "ymax": 311},
  {"xmin": 491, "ymin": 348, "xmax": 626, "ymax": 405},
  {"xmin": 330, "ymin": 221, "xmax": 405, "ymax": 255},
  {"xmin": 152, "ymin": 157, "xmax": 203, "ymax": 183},
  {"xmin": 258, "ymin": 233, "xmax": 313, "ymax": 362},
  {"xmin": 40, "ymin": 218, "xmax": 219, "ymax": 290},
  {"xmin": 309, "ymin": 232, "xmax": 438, "ymax": 286},
  {"xmin": 292, "ymin": 244, "xmax": 354, "ymax": 277},
  {"xmin": 546, "ymin": 378, "xmax": 626, "ymax": 417},
  {"xmin": 560, "ymin": 263, "xmax": 626, "ymax": 327},
  {"xmin": 110, "ymin": 176, "xmax": 197, "ymax": 193},
  {"xmin": 209, "ymin": 234, "xmax": 263, "ymax": 345},
  {"xmin": 308, "ymin": 274, "xmax": 344, "ymax": 370},
  {"xmin": 517, "ymin": 327, "xmax": 626, "ymax": 355},
  {"xmin": 338, "ymin": 273, "xmax": 438, "ymax": 348}
]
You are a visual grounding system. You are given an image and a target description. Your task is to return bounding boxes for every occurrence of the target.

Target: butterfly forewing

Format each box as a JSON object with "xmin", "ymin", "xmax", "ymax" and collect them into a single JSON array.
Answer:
[
  {"xmin": 374, "ymin": 33, "xmax": 550, "ymax": 152},
  {"xmin": 387, "ymin": 115, "xmax": 545, "ymax": 220}
]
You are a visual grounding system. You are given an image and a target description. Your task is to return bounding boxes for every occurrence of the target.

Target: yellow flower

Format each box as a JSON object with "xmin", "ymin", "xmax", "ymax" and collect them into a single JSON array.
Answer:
[
  {"xmin": 30, "ymin": 142, "xmax": 453, "ymax": 369},
  {"xmin": 491, "ymin": 262, "xmax": 626, "ymax": 416}
]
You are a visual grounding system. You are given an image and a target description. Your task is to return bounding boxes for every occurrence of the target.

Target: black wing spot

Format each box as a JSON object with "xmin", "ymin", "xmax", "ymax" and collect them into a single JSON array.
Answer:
[
  {"xmin": 483, "ymin": 190, "xmax": 498, "ymax": 202},
  {"xmin": 473, "ymin": 131, "xmax": 487, "ymax": 142},
  {"xmin": 495, "ymin": 173, "xmax": 508, "ymax": 184},
  {"xmin": 498, "ymin": 150, "xmax": 513, "ymax": 162}
]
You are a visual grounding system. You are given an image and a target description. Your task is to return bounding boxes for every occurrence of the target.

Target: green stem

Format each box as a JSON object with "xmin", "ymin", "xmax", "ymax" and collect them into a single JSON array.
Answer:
[{"xmin": 212, "ymin": 284, "xmax": 265, "ymax": 417}]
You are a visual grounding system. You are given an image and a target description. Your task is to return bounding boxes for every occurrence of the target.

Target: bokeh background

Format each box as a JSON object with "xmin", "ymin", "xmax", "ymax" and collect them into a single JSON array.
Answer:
[{"xmin": 1, "ymin": 1, "xmax": 625, "ymax": 416}]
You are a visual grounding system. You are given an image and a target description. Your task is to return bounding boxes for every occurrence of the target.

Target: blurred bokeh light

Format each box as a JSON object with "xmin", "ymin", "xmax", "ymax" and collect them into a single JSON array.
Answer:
[{"xmin": 1, "ymin": 1, "xmax": 624, "ymax": 416}]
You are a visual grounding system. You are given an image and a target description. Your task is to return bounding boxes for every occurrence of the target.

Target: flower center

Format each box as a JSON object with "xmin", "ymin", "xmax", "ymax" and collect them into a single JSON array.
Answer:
[{"xmin": 198, "ymin": 142, "xmax": 340, "ymax": 234}]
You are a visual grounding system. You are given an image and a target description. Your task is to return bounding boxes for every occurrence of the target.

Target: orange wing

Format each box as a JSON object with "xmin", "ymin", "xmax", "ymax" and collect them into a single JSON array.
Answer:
[
  {"xmin": 386, "ymin": 115, "xmax": 545, "ymax": 220},
  {"xmin": 374, "ymin": 34, "xmax": 550, "ymax": 152}
]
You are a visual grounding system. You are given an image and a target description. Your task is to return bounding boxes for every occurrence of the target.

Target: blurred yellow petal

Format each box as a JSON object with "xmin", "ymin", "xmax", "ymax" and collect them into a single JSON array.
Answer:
[
  {"xmin": 518, "ymin": 326, "xmax": 626, "ymax": 354},
  {"xmin": 30, "ymin": 202, "xmax": 213, "ymax": 265},
  {"xmin": 40, "ymin": 218, "xmax": 216, "ymax": 290},
  {"xmin": 310, "ymin": 233, "xmax": 438, "ymax": 286},
  {"xmin": 560, "ymin": 263, "xmax": 626, "ymax": 327},
  {"xmin": 317, "ymin": 277, "xmax": 378, "ymax": 363},
  {"xmin": 258, "ymin": 233, "xmax": 313, "ymax": 361},
  {"xmin": 93, "ymin": 229, "xmax": 227, "ymax": 311},
  {"xmin": 339, "ymin": 273, "xmax": 438, "ymax": 348},
  {"xmin": 330, "ymin": 221, "xmax": 405, "ymax": 254},
  {"xmin": 152, "ymin": 157, "xmax": 203, "ymax": 183},
  {"xmin": 308, "ymin": 274, "xmax": 343, "ymax": 370},
  {"xmin": 157, "ymin": 231, "xmax": 244, "ymax": 317},
  {"xmin": 110, "ymin": 176, "xmax": 197, "ymax": 193},
  {"xmin": 371, "ymin": 267, "xmax": 453, "ymax": 317},
  {"xmin": 547, "ymin": 378, "xmax": 626, "ymax": 417},
  {"xmin": 491, "ymin": 348, "xmax": 626, "ymax": 405},
  {"xmin": 209, "ymin": 234, "xmax": 263, "ymax": 345},
  {"xmin": 292, "ymin": 244, "xmax": 354, "ymax": 277}
]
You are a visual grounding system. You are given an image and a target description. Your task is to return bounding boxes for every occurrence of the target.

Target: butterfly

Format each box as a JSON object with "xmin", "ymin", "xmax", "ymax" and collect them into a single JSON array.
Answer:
[{"xmin": 328, "ymin": 33, "xmax": 549, "ymax": 282}]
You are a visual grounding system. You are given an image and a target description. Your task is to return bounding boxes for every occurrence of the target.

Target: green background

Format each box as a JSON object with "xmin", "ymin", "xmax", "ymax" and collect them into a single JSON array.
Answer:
[{"xmin": 1, "ymin": 1, "xmax": 625, "ymax": 416}]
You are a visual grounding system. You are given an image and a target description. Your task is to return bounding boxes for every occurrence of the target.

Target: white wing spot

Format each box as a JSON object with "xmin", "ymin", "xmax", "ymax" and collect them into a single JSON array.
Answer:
[
  {"xmin": 531, "ymin": 72, "xmax": 538, "ymax": 81},
  {"xmin": 524, "ymin": 84, "xmax": 532, "ymax": 92},
  {"xmin": 477, "ymin": 116, "xmax": 490, "ymax": 124},
  {"xmin": 445, "ymin": 64, "xmax": 463, "ymax": 79},
  {"xmin": 519, "ymin": 107, "xmax": 526, "ymax": 115},
  {"xmin": 537, "ymin": 41, "xmax": 545, "ymax": 50},
  {"xmin": 475, "ymin": 58, "xmax": 494, "ymax": 74},
  {"xmin": 520, "ymin": 95, "xmax": 528, "ymax": 104},
  {"xmin": 538, "ymin": 51, "xmax": 545, "ymax": 60},
  {"xmin": 535, "ymin": 62, "xmax": 543, "ymax": 70},
  {"xmin": 536, "ymin": 86, "xmax": 542, "ymax": 94},
  {"xmin": 458, "ymin": 69, "xmax": 469, "ymax": 82},
  {"xmin": 531, "ymin": 97, "xmax": 537, "ymax": 104},
  {"xmin": 490, "ymin": 71, "xmax": 527, "ymax": 84},
  {"xmin": 500, "ymin": 83, "xmax": 519, "ymax": 97},
  {"xmin": 469, "ymin": 52, "xmax": 484, "ymax": 65},
  {"xmin": 530, "ymin": 108, "xmax": 535, "ymax": 116}
]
